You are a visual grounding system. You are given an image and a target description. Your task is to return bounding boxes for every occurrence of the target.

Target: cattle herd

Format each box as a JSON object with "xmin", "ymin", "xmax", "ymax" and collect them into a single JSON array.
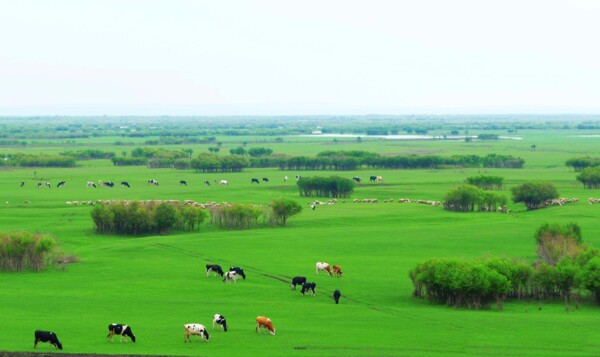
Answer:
[{"xmin": 34, "ymin": 261, "xmax": 343, "ymax": 350}]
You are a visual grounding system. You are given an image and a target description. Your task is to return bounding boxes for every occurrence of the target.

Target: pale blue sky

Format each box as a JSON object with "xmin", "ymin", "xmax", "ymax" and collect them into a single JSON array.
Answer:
[{"xmin": 0, "ymin": 0, "xmax": 598, "ymax": 115}]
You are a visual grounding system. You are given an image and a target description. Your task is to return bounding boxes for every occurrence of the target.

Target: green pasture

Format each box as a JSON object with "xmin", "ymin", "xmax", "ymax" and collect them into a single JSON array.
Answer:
[{"xmin": 1, "ymin": 132, "xmax": 600, "ymax": 356}]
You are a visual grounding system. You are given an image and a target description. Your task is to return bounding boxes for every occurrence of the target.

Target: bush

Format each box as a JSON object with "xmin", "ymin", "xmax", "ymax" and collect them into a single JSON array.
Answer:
[
  {"xmin": 0, "ymin": 232, "xmax": 58, "ymax": 271},
  {"xmin": 209, "ymin": 204, "xmax": 263, "ymax": 230},
  {"xmin": 268, "ymin": 198, "xmax": 303, "ymax": 226}
]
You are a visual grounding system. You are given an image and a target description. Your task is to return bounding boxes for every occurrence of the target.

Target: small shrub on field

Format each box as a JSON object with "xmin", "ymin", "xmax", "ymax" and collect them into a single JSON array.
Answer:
[{"xmin": 0, "ymin": 232, "xmax": 59, "ymax": 272}]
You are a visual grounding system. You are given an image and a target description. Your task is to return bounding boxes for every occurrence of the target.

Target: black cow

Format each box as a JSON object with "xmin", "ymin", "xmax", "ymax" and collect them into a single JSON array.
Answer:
[
  {"xmin": 369, "ymin": 176, "xmax": 377, "ymax": 182},
  {"xmin": 251, "ymin": 178, "xmax": 260, "ymax": 184},
  {"xmin": 262, "ymin": 177, "xmax": 269, "ymax": 182},
  {"xmin": 180, "ymin": 180, "xmax": 187, "ymax": 186},
  {"xmin": 229, "ymin": 267, "xmax": 246, "ymax": 279},
  {"xmin": 37, "ymin": 182, "xmax": 42, "ymax": 189},
  {"xmin": 107, "ymin": 323, "xmax": 136, "ymax": 343},
  {"xmin": 352, "ymin": 177, "xmax": 361, "ymax": 183},
  {"xmin": 206, "ymin": 264, "xmax": 224, "ymax": 277},
  {"xmin": 34, "ymin": 330, "xmax": 63, "ymax": 350},
  {"xmin": 333, "ymin": 289, "xmax": 341, "ymax": 304},
  {"xmin": 57, "ymin": 181, "xmax": 65, "ymax": 188},
  {"xmin": 291, "ymin": 276, "xmax": 306, "ymax": 290},
  {"xmin": 212, "ymin": 314, "xmax": 228, "ymax": 332},
  {"xmin": 203, "ymin": 180, "xmax": 211, "ymax": 186},
  {"xmin": 21, "ymin": 181, "xmax": 25, "ymax": 187},
  {"xmin": 103, "ymin": 181, "xmax": 114, "ymax": 188},
  {"xmin": 301, "ymin": 282, "xmax": 317, "ymax": 296},
  {"xmin": 121, "ymin": 181, "xmax": 130, "ymax": 188}
]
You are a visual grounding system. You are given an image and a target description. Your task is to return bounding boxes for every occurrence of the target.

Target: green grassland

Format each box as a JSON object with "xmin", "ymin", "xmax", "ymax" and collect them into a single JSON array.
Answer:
[{"xmin": 2, "ymin": 130, "xmax": 600, "ymax": 356}]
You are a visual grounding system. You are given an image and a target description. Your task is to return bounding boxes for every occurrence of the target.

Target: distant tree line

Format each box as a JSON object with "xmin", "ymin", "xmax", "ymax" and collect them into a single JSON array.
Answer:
[
  {"xmin": 60, "ymin": 149, "xmax": 116, "ymax": 160},
  {"xmin": 297, "ymin": 176, "xmax": 355, "ymax": 198},
  {"xmin": 410, "ymin": 223, "xmax": 600, "ymax": 309},
  {"xmin": 0, "ymin": 232, "xmax": 58, "ymax": 272},
  {"xmin": 0, "ymin": 154, "xmax": 76, "ymax": 168},
  {"xmin": 465, "ymin": 175, "xmax": 503, "ymax": 190}
]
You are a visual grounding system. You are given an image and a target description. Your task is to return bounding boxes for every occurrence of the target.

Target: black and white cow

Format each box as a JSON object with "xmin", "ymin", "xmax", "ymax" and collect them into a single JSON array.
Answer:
[
  {"xmin": 251, "ymin": 178, "xmax": 260, "ymax": 184},
  {"xmin": 296, "ymin": 175, "xmax": 302, "ymax": 181},
  {"xmin": 333, "ymin": 289, "xmax": 341, "ymax": 304},
  {"xmin": 45, "ymin": 182, "xmax": 51, "ymax": 188},
  {"xmin": 291, "ymin": 276, "xmax": 306, "ymax": 290},
  {"xmin": 180, "ymin": 180, "xmax": 187, "ymax": 186},
  {"xmin": 206, "ymin": 264, "xmax": 224, "ymax": 277},
  {"xmin": 121, "ymin": 181, "xmax": 130, "ymax": 188},
  {"xmin": 107, "ymin": 323, "xmax": 136, "ymax": 343},
  {"xmin": 37, "ymin": 182, "xmax": 42, "ymax": 189},
  {"xmin": 301, "ymin": 282, "xmax": 317, "ymax": 296},
  {"xmin": 184, "ymin": 323, "xmax": 210, "ymax": 342},
  {"xmin": 223, "ymin": 271, "xmax": 238, "ymax": 284},
  {"xmin": 34, "ymin": 330, "xmax": 63, "ymax": 350},
  {"xmin": 262, "ymin": 177, "xmax": 269, "ymax": 182},
  {"xmin": 212, "ymin": 314, "xmax": 228, "ymax": 332},
  {"xmin": 148, "ymin": 179, "xmax": 159, "ymax": 186},
  {"xmin": 57, "ymin": 180, "xmax": 65, "ymax": 188},
  {"xmin": 103, "ymin": 181, "xmax": 114, "ymax": 188},
  {"xmin": 204, "ymin": 180, "xmax": 211, "ymax": 186},
  {"xmin": 352, "ymin": 176, "xmax": 361, "ymax": 183},
  {"xmin": 229, "ymin": 267, "xmax": 246, "ymax": 280},
  {"xmin": 87, "ymin": 181, "xmax": 96, "ymax": 188}
]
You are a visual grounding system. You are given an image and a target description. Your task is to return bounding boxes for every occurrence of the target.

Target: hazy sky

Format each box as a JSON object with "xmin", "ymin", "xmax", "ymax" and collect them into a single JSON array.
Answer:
[{"xmin": 0, "ymin": 0, "xmax": 598, "ymax": 115}]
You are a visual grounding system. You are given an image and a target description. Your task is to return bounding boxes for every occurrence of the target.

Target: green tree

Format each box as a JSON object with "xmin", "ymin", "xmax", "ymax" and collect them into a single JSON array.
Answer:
[
  {"xmin": 579, "ymin": 257, "xmax": 600, "ymax": 304},
  {"xmin": 153, "ymin": 203, "xmax": 178, "ymax": 234},
  {"xmin": 511, "ymin": 181, "xmax": 559, "ymax": 210},
  {"xmin": 576, "ymin": 166, "xmax": 600, "ymax": 189},
  {"xmin": 269, "ymin": 198, "xmax": 303, "ymax": 226}
]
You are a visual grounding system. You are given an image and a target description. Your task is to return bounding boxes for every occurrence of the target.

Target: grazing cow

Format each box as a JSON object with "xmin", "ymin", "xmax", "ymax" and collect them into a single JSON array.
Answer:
[
  {"xmin": 103, "ymin": 181, "xmax": 114, "ymax": 188},
  {"xmin": 369, "ymin": 176, "xmax": 377, "ymax": 182},
  {"xmin": 291, "ymin": 276, "xmax": 307, "ymax": 290},
  {"xmin": 316, "ymin": 262, "xmax": 332, "ymax": 275},
  {"xmin": 262, "ymin": 177, "xmax": 269, "ymax": 182},
  {"xmin": 223, "ymin": 271, "xmax": 238, "ymax": 284},
  {"xmin": 311, "ymin": 204, "xmax": 316, "ymax": 210},
  {"xmin": 376, "ymin": 176, "xmax": 383, "ymax": 182},
  {"xmin": 353, "ymin": 176, "xmax": 361, "ymax": 183},
  {"xmin": 284, "ymin": 176, "xmax": 288, "ymax": 182},
  {"xmin": 296, "ymin": 175, "xmax": 302, "ymax": 181},
  {"xmin": 206, "ymin": 264, "xmax": 224, "ymax": 277},
  {"xmin": 301, "ymin": 282, "xmax": 317, "ymax": 296},
  {"xmin": 212, "ymin": 314, "xmax": 228, "ymax": 332},
  {"xmin": 34, "ymin": 330, "xmax": 63, "ymax": 350},
  {"xmin": 220, "ymin": 180, "xmax": 228, "ymax": 186},
  {"xmin": 204, "ymin": 180, "xmax": 211, "ymax": 186},
  {"xmin": 229, "ymin": 267, "xmax": 246, "ymax": 279},
  {"xmin": 86, "ymin": 181, "xmax": 96, "ymax": 188},
  {"xmin": 57, "ymin": 181, "xmax": 65, "ymax": 188},
  {"xmin": 333, "ymin": 264, "xmax": 343, "ymax": 277},
  {"xmin": 107, "ymin": 323, "xmax": 136, "ymax": 343},
  {"xmin": 121, "ymin": 181, "xmax": 130, "ymax": 188},
  {"xmin": 251, "ymin": 178, "xmax": 260, "ymax": 184},
  {"xmin": 184, "ymin": 324, "xmax": 210, "ymax": 342},
  {"xmin": 37, "ymin": 182, "xmax": 42, "ymax": 189},
  {"xmin": 180, "ymin": 180, "xmax": 187, "ymax": 186},
  {"xmin": 256, "ymin": 316, "xmax": 276, "ymax": 335},
  {"xmin": 21, "ymin": 181, "xmax": 25, "ymax": 187},
  {"xmin": 45, "ymin": 182, "xmax": 51, "ymax": 188},
  {"xmin": 148, "ymin": 179, "xmax": 159, "ymax": 186},
  {"xmin": 333, "ymin": 289, "xmax": 341, "ymax": 304}
]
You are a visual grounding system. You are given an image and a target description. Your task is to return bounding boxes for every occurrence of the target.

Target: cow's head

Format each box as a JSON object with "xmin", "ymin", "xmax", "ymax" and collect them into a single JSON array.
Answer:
[
  {"xmin": 203, "ymin": 329, "xmax": 210, "ymax": 341},
  {"xmin": 55, "ymin": 340, "xmax": 63, "ymax": 350}
]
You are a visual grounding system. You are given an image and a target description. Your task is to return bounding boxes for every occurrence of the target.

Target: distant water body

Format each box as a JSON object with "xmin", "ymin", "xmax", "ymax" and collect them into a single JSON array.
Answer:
[{"xmin": 297, "ymin": 134, "xmax": 522, "ymax": 140}]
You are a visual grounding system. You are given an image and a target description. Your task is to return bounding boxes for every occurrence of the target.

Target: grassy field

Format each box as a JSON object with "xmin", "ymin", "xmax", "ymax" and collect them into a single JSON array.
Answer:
[{"xmin": 2, "ymin": 130, "xmax": 600, "ymax": 356}]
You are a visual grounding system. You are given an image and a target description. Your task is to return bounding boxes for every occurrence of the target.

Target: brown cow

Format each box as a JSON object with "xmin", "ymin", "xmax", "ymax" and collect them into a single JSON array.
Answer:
[{"xmin": 256, "ymin": 316, "xmax": 276, "ymax": 335}]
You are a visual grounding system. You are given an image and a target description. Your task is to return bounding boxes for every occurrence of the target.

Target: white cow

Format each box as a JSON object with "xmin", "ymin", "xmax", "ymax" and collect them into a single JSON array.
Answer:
[
  {"xmin": 184, "ymin": 324, "xmax": 210, "ymax": 342},
  {"xmin": 223, "ymin": 271, "xmax": 238, "ymax": 284},
  {"xmin": 316, "ymin": 262, "xmax": 332, "ymax": 276}
]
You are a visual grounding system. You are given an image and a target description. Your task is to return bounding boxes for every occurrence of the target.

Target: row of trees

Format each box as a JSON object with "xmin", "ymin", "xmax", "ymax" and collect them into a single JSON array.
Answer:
[
  {"xmin": 443, "ymin": 185, "xmax": 507, "ymax": 212},
  {"xmin": 297, "ymin": 176, "xmax": 355, "ymax": 198},
  {"xmin": 0, "ymin": 232, "xmax": 58, "ymax": 271},
  {"xmin": 190, "ymin": 154, "xmax": 249, "ymax": 172},
  {"xmin": 565, "ymin": 156, "xmax": 600, "ymax": 171},
  {"xmin": 465, "ymin": 175, "xmax": 504, "ymax": 190},
  {"xmin": 0, "ymin": 154, "xmax": 76, "ymax": 168},
  {"xmin": 91, "ymin": 201, "xmax": 208, "ymax": 235},
  {"xmin": 60, "ymin": 149, "xmax": 115, "ymax": 160},
  {"xmin": 410, "ymin": 223, "xmax": 600, "ymax": 309}
]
